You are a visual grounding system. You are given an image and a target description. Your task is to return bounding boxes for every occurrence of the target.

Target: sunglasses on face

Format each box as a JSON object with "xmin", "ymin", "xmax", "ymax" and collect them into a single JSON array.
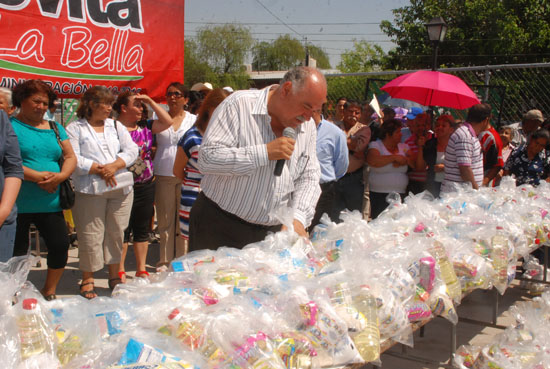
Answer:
[{"xmin": 166, "ymin": 91, "xmax": 183, "ymax": 98}]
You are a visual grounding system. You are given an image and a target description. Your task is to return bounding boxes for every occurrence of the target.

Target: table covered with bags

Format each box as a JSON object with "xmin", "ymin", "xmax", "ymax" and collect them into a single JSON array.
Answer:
[{"xmin": 1, "ymin": 177, "xmax": 550, "ymax": 369}]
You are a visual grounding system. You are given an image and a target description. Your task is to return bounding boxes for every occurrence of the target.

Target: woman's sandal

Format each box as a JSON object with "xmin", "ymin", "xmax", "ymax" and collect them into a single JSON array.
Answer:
[
  {"xmin": 79, "ymin": 281, "xmax": 97, "ymax": 300},
  {"xmin": 40, "ymin": 289, "xmax": 57, "ymax": 301},
  {"xmin": 118, "ymin": 270, "xmax": 127, "ymax": 283},
  {"xmin": 135, "ymin": 270, "xmax": 150, "ymax": 278},
  {"xmin": 108, "ymin": 277, "xmax": 122, "ymax": 291}
]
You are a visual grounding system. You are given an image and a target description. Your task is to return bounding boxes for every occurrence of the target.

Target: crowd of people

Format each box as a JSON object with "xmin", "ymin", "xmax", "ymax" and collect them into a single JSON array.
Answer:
[{"xmin": 0, "ymin": 66, "xmax": 548, "ymax": 300}]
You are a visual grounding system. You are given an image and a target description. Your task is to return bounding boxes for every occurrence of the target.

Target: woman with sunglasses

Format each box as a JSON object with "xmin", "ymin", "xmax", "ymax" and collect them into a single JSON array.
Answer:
[{"xmin": 153, "ymin": 82, "xmax": 196, "ymax": 266}]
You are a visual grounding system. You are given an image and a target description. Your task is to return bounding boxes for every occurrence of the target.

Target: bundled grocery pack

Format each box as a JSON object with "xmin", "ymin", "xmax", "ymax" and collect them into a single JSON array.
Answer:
[
  {"xmin": 454, "ymin": 289, "xmax": 550, "ymax": 369},
  {"xmin": 2, "ymin": 177, "xmax": 550, "ymax": 368}
]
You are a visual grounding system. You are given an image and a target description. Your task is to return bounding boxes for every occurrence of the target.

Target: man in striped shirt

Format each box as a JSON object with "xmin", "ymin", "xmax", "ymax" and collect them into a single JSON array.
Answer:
[
  {"xmin": 190, "ymin": 67, "xmax": 325, "ymax": 250},
  {"xmin": 441, "ymin": 104, "xmax": 491, "ymax": 193}
]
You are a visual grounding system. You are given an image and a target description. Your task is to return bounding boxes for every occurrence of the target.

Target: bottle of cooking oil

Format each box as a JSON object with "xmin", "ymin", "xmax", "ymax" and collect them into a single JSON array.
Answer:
[
  {"xmin": 351, "ymin": 292, "xmax": 380, "ymax": 362},
  {"xmin": 17, "ymin": 298, "xmax": 50, "ymax": 360},
  {"xmin": 430, "ymin": 240, "xmax": 462, "ymax": 302}
]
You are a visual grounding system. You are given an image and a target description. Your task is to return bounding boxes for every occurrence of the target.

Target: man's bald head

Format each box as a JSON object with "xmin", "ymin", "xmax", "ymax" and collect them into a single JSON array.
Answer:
[{"xmin": 280, "ymin": 66, "xmax": 327, "ymax": 94}]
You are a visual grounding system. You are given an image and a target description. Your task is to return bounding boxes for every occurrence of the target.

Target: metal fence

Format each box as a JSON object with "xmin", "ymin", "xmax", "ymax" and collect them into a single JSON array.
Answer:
[{"xmin": 325, "ymin": 63, "xmax": 550, "ymax": 126}]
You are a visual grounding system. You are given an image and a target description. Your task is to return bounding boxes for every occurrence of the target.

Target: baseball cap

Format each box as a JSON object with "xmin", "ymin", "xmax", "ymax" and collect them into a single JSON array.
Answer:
[
  {"xmin": 523, "ymin": 109, "xmax": 544, "ymax": 122},
  {"xmin": 405, "ymin": 107, "xmax": 424, "ymax": 120}
]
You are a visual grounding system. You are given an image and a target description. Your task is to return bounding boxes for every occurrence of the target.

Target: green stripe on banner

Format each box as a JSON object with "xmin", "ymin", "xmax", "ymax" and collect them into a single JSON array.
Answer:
[{"xmin": 0, "ymin": 59, "xmax": 143, "ymax": 81}]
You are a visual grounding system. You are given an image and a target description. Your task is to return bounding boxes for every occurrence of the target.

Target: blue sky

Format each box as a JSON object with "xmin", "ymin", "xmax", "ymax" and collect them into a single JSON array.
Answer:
[{"xmin": 184, "ymin": 0, "xmax": 410, "ymax": 68}]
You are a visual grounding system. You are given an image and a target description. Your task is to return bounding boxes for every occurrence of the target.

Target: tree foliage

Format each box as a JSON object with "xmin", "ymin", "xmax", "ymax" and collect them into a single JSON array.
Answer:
[
  {"xmin": 251, "ymin": 34, "xmax": 331, "ymax": 71},
  {"xmin": 184, "ymin": 39, "xmax": 214, "ymax": 88},
  {"xmin": 337, "ymin": 40, "xmax": 386, "ymax": 73},
  {"xmin": 184, "ymin": 37, "xmax": 251, "ymax": 91},
  {"xmin": 196, "ymin": 24, "xmax": 254, "ymax": 74},
  {"xmin": 307, "ymin": 45, "xmax": 331, "ymax": 69},
  {"xmin": 380, "ymin": 0, "xmax": 550, "ymax": 70}
]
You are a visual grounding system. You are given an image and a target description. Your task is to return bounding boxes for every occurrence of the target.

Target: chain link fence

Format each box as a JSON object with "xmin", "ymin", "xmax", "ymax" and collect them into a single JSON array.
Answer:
[{"xmin": 325, "ymin": 63, "xmax": 550, "ymax": 127}]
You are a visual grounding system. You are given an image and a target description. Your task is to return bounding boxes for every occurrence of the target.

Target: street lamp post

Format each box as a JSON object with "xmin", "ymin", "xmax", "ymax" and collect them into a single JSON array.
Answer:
[{"xmin": 425, "ymin": 16, "xmax": 448, "ymax": 71}]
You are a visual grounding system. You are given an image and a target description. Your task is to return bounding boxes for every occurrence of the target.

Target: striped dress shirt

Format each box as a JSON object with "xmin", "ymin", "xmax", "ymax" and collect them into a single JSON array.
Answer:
[{"xmin": 198, "ymin": 86, "xmax": 321, "ymax": 227}]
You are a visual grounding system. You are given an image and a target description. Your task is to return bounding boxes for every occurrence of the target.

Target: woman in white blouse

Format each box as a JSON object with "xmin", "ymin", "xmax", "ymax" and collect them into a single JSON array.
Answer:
[
  {"xmin": 66, "ymin": 86, "xmax": 138, "ymax": 299},
  {"xmin": 366, "ymin": 119, "xmax": 415, "ymax": 219},
  {"xmin": 153, "ymin": 82, "xmax": 196, "ymax": 266}
]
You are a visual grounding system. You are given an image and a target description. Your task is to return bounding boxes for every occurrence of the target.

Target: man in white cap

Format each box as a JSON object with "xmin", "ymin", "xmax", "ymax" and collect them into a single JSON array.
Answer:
[
  {"xmin": 190, "ymin": 82, "xmax": 213, "ymax": 96},
  {"xmin": 510, "ymin": 109, "xmax": 545, "ymax": 147}
]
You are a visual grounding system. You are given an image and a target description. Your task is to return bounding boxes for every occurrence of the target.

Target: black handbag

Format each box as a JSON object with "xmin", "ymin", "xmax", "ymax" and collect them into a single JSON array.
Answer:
[{"xmin": 49, "ymin": 121, "xmax": 75, "ymax": 209}]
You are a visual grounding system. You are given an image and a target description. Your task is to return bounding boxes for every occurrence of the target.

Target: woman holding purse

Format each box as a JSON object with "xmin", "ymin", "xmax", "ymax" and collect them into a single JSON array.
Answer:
[
  {"xmin": 11, "ymin": 80, "xmax": 76, "ymax": 301},
  {"xmin": 113, "ymin": 92, "xmax": 172, "ymax": 281},
  {"xmin": 66, "ymin": 86, "xmax": 138, "ymax": 299}
]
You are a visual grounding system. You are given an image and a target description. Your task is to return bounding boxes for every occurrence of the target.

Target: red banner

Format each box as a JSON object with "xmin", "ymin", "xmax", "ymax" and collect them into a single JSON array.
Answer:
[{"xmin": 0, "ymin": 0, "xmax": 184, "ymax": 100}]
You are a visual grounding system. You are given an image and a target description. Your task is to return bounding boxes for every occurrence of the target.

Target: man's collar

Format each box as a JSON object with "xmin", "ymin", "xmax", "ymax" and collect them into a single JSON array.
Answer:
[{"xmin": 251, "ymin": 85, "xmax": 277, "ymax": 116}]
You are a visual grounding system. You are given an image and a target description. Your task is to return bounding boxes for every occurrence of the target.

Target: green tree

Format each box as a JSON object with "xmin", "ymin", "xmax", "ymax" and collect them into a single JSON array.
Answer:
[
  {"xmin": 307, "ymin": 45, "xmax": 331, "ymax": 69},
  {"xmin": 380, "ymin": 0, "xmax": 550, "ymax": 69},
  {"xmin": 184, "ymin": 39, "xmax": 214, "ymax": 88},
  {"xmin": 196, "ymin": 24, "xmax": 254, "ymax": 74},
  {"xmin": 251, "ymin": 35, "xmax": 331, "ymax": 70},
  {"xmin": 337, "ymin": 40, "xmax": 386, "ymax": 73}
]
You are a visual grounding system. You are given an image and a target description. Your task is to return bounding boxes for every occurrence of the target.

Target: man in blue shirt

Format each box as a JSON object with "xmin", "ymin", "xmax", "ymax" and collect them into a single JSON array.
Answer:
[{"xmin": 309, "ymin": 109, "xmax": 349, "ymax": 230}]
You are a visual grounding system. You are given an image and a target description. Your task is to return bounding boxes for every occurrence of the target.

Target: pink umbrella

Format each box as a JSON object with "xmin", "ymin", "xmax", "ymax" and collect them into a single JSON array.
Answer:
[{"xmin": 381, "ymin": 70, "xmax": 480, "ymax": 110}]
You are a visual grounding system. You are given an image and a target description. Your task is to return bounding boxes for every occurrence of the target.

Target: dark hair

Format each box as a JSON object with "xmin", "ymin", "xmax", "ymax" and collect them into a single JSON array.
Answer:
[
  {"xmin": 337, "ymin": 97, "xmax": 347, "ymax": 103},
  {"xmin": 166, "ymin": 82, "xmax": 189, "ymax": 98},
  {"xmin": 382, "ymin": 107, "xmax": 396, "ymax": 117},
  {"xmin": 529, "ymin": 128, "xmax": 550, "ymax": 142},
  {"xmin": 76, "ymin": 86, "xmax": 115, "ymax": 119},
  {"xmin": 343, "ymin": 99, "xmax": 361, "ymax": 110},
  {"xmin": 112, "ymin": 91, "xmax": 134, "ymax": 114},
  {"xmin": 187, "ymin": 90, "xmax": 203, "ymax": 114},
  {"xmin": 195, "ymin": 88, "xmax": 230, "ymax": 132},
  {"xmin": 466, "ymin": 103, "xmax": 492, "ymax": 124},
  {"xmin": 12, "ymin": 79, "xmax": 56, "ymax": 108},
  {"xmin": 380, "ymin": 119, "xmax": 403, "ymax": 139}
]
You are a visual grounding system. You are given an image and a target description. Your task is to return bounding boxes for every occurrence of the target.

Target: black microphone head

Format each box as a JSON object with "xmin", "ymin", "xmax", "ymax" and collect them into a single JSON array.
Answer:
[{"xmin": 282, "ymin": 127, "xmax": 297, "ymax": 139}]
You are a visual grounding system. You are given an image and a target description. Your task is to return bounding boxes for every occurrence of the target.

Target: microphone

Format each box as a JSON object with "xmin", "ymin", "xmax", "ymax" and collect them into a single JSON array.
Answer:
[{"xmin": 274, "ymin": 127, "xmax": 297, "ymax": 176}]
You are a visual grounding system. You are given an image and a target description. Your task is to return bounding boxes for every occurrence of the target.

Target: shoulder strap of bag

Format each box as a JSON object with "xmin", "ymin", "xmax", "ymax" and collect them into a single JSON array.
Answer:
[
  {"xmin": 49, "ymin": 121, "xmax": 62, "ymax": 146},
  {"xmin": 49, "ymin": 121, "xmax": 65, "ymax": 166}
]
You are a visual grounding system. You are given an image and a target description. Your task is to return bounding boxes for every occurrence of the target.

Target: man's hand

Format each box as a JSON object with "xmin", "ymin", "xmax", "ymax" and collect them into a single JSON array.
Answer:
[
  {"xmin": 434, "ymin": 163, "xmax": 445, "ymax": 172},
  {"xmin": 267, "ymin": 136, "xmax": 295, "ymax": 161},
  {"xmin": 281, "ymin": 219, "xmax": 308, "ymax": 238}
]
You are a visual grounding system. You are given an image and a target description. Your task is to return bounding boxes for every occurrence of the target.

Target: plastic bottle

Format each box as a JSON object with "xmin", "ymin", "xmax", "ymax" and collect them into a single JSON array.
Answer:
[
  {"xmin": 491, "ymin": 234, "xmax": 509, "ymax": 287},
  {"xmin": 291, "ymin": 354, "xmax": 312, "ymax": 369},
  {"xmin": 57, "ymin": 335, "xmax": 82, "ymax": 365},
  {"xmin": 429, "ymin": 241, "xmax": 462, "ymax": 302},
  {"xmin": 330, "ymin": 282, "xmax": 352, "ymax": 307},
  {"xmin": 351, "ymin": 292, "xmax": 380, "ymax": 362},
  {"xmin": 16, "ymin": 298, "xmax": 50, "ymax": 360}
]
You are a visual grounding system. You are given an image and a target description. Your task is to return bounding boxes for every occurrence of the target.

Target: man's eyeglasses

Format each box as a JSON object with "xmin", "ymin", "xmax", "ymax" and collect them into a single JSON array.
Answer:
[{"xmin": 166, "ymin": 91, "xmax": 183, "ymax": 98}]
